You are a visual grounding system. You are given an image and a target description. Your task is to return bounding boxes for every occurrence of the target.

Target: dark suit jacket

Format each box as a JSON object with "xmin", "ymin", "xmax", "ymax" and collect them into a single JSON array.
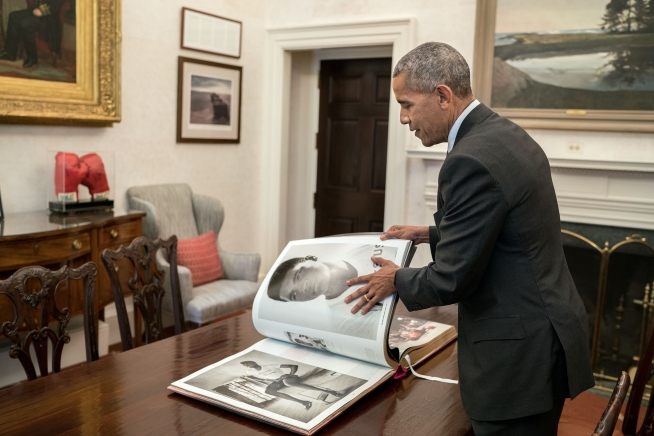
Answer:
[{"xmin": 395, "ymin": 104, "xmax": 595, "ymax": 421}]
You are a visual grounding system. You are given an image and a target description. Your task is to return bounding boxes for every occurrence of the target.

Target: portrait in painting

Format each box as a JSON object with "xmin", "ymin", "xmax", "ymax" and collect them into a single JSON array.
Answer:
[
  {"xmin": 0, "ymin": 0, "xmax": 76, "ymax": 83},
  {"xmin": 491, "ymin": 0, "xmax": 654, "ymax": 111}
]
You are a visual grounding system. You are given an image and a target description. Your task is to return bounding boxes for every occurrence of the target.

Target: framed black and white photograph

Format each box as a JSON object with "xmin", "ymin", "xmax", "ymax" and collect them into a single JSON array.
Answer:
[
  {"xmin": 181, "ymin": 8, "xmax": 242, "ymax": 58},
  {"xmin": 177, "ymin": 57, "xmax": 242, "ymax": 143}
]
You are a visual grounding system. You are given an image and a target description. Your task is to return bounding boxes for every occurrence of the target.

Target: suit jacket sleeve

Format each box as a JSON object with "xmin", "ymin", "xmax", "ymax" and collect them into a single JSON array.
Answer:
[
  {"xmin": 395, "ymin": 154, "xmax": 509, "ymax": 310},
  {"xmin": 428, "ymin": 225, "xmax": 439, "ymax": 260}
]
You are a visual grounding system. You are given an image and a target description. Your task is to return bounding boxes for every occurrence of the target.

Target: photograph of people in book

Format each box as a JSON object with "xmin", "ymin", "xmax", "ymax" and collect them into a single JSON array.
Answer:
[
  {"xmin": 284, "ymin": 332, "xmax": 333, "ymax": 352},
  {"xmin": 184, "ymin": 350, "xmax": 366, "ymax": 423},
  {"xmin": 388, "ymin": 317, "xmax": 441, "ymax": 349},
  {"xmin": 259, "ymin": 243, "xmax": 398, "ymax": 340}
]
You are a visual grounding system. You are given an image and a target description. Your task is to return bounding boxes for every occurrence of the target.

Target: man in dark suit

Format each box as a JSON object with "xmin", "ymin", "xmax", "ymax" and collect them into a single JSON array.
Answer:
[
  {"xmin": 0, "ymin": 0, "xmax": 63, "ymax": 68},
  {"xmin": 345, "ymin": 42, "xmax": 594, "ymax": 435}
]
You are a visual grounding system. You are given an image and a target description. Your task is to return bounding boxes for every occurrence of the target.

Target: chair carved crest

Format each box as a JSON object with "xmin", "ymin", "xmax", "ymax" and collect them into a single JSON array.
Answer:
[
  {"xmin": 0, "ymin": 262, "xmax": 98, "ymax": 380},
  {"xmin": 101, "ymin": 236, "xmax": 184, "ymax": 351}
]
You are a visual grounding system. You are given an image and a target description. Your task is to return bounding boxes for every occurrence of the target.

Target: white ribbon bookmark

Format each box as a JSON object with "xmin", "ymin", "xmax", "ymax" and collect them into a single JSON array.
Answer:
[{"xmin": 404, "ymin": 355, "xmax": 459, "ymax": 384}]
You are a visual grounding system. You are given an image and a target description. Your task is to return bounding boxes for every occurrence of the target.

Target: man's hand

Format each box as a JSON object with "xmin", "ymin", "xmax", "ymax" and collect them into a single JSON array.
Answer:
[
  {"xmin": 380, "ymin": 225, "xmax": 429, "ymax": 245},
  {"xmin": 344, "ymin": 256, "xmax": 400, "ymax": 314},
  {"xmin": 33, "ymin": 8, "xmax": 43, "ymax": 17}
]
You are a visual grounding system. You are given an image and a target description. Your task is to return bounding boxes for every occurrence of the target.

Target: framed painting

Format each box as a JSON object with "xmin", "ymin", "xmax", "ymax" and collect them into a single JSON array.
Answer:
[
  {"xmin": 473, "ymin": 0, "xmax": 654, "ymax": 132},
  {"xmin": 177, "ymin": 56, "xmax": 241, "ymax": 144},
  {"xmin": 0, "ymin": 0, "xmax": 120, "ymax": 126},
  {"xmin": 181, "ymin": 7, "xmax": 242, "ymax": 58}
]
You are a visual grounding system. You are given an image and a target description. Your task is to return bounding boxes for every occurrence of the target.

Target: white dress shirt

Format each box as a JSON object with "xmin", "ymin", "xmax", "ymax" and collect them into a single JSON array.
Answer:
[{"xmin": 447, "ymin": 99, "xmax": 480, "ymax": 153}]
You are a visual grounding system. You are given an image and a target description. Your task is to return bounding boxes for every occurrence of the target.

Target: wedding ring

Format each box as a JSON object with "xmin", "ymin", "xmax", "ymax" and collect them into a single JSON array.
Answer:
[{"xmin": 364, "ymin": 294, "xmax": 371, "ymax": 302}]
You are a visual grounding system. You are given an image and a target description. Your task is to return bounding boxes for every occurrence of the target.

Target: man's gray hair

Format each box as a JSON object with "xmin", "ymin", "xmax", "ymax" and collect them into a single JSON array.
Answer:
[{"xmin": 393, "ymin": 42, "xmax": 472, "ymax": 98}]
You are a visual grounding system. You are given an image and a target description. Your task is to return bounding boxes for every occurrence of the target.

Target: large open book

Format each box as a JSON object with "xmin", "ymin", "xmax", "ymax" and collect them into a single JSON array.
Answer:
[{"xmin": 168, "ymin": 235, "xmax": 457, "ymax": 435}]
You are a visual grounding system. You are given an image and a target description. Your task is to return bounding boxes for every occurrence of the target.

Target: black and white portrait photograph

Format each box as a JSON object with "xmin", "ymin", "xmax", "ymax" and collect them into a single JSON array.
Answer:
[
  {"xmin": 284, "ymin": 332, "xmax": 333, "ymax": 352},
  {"xmin": 189, "ymin": 75, "xmax": 232, "ymax": 126},
  {"xmin": 183, "ymin": 350, "xmax": 366, "ymax": 423},
  {"xmin": 259, "ymin": 242, "xmax": 397, "ymax": 340},
  {"xmin": 177, "ymin": 57, "xmax": 242, "ymax": 143}
]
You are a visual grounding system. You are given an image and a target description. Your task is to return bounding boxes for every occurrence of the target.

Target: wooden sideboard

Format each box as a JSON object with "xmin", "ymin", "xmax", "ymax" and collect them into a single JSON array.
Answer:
[{"xmin": 0, "ymin": 210, "xmax": 145, "ymax": 325}]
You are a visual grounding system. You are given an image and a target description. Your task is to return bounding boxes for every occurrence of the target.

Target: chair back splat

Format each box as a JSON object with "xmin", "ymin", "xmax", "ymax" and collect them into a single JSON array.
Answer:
[
  {"xmin": 592, "ymin": 371, "xmax": 630, "ymax": 436},
  {"xmin": 0, "ymin": 262, "xmax": 98, "ymax": 380},
  {"xmin": 623, "ymin": 313, "xmax": 654, "ymax": 436},
  {"xmin": 101, "ymin": 236, "xmax": 184, "ymax": 351}
]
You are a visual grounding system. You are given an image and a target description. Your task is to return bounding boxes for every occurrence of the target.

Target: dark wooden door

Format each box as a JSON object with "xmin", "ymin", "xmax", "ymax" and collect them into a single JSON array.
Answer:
[{"xmin": 314, "ymin": 58, "xmax": 392, "ymax": 237}]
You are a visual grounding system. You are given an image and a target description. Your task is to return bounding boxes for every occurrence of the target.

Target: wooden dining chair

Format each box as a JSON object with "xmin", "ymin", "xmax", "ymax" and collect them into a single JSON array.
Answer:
[
  {"xmin": 620, "ymin": 310, "xmax": 654, "ymax": 436},
  {"xmin": 591, "ymin": 371, "xmax": 630, "ymax": 436},
  {"xmin": 101, "ymin": 235, "xmax": 185, "ymax": 351},
  {"xmin": 0, "ymin": 262, "xmax": 98, "ymax": 380},
  {"xmin": 561, "ymin": 311, "xmax": 654, "ymax": 436}
]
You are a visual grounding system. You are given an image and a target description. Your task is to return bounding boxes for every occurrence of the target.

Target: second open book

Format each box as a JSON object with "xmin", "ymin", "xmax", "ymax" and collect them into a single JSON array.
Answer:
[{"xmin": 168, "ymin": 235, "xmax": 457, "ymax": 435}]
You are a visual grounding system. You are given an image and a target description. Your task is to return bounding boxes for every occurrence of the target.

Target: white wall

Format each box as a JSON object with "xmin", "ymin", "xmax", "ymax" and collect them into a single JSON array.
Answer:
[
  {"xmin": 0, "ymin": 0, "xmax": 266, "ymax": 255},
  {"xmin": 269, "ymin": 0, "xmax": 654, "ymax": 233}
]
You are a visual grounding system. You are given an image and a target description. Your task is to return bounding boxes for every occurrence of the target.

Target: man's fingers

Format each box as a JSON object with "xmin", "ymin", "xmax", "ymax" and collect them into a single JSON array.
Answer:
[
  {"xmin": 371, "ymin": 256, "xmax": 388, "ymax": 266},
  {"xmin": 346, "ymin": 273, "xmax": 373, "ymax": 286},
  {"xmin": 381, "ymin": 225, "xmax": 405, "ymax": 240},
  {"xmin": 351, "ymin": 291, "xmax": 381, "ymax": 315},
  {"xmin": 381, "ymin": 230, "xmax": 401, "ymax": 240},
  {"xmin": 344, "ymin": 283, "xmax": 369, "ymax": 304}
]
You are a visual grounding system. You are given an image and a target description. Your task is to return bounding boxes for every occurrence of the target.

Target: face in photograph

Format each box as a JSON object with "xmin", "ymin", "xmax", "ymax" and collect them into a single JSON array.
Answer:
[
  {"xmin": 189, "ymin": 75, "xmax": 232, "ymax": 125},
  {"xmin": 267, "ymin": 255, "xmax": 358, "ymax": 302}
]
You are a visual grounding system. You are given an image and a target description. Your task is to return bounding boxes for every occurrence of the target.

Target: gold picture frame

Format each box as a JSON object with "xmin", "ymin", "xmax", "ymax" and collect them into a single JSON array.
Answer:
[
  {"xmin": 472, "ymin": 0, "xmax": 654, "ymax": 133},
  {"xmin": 0, "ymin": 0, "xmax": 121, "ymax": 126}
]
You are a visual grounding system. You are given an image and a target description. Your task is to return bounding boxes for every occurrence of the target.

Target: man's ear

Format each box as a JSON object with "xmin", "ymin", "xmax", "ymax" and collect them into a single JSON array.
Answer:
[{"xmin": 435, "ymin": 84, "xmax": 454, "ymax": 108}]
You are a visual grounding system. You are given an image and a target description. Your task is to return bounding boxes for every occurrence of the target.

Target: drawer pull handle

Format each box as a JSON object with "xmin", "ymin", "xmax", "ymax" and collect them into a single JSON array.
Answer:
[
  {"xmin": 33, "ymin": 244, "xmax": 39, "ymax": 254},
  {"xmin": 110, "ymin": 229, "xmax": 119, "ymax": 239},
  {"xmin": 72, "ymin": 240, "xmax": 82, "ymax": 250}
]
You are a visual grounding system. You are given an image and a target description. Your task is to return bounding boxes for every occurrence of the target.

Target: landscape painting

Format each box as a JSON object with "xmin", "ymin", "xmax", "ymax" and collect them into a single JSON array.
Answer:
[
  {"xmin": 0, "ymin": 0, "xmax": 76, "ymax": 83},
  {"xmin": 491, "ymin": 0, "xmax": 654, "ymax": 111},
  {"xmin": 189, "ymin": 75, "xmax": 232, "ymax": 126}
]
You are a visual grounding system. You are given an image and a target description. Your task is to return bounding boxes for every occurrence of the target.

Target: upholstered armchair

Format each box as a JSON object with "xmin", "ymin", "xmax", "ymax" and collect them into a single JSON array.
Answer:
[{"xmin": 126, "ymin": 184, "xmax": 260, "ymax": 325}]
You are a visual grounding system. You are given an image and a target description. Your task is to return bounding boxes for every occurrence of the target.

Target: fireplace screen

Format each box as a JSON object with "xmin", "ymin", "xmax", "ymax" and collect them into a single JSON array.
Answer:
[{"xmin": 562, "ymin": 228, "xmax": 654, "ymax": 396}]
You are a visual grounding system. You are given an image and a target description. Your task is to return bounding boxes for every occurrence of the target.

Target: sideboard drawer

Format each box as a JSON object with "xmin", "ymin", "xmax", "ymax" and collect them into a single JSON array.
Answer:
[
  {"xmin": 0, "ymin": 232, "xmax": 92, "ymax": 271},
  {"xmin": 100, "ymin": 221, "xmax": 141, "ymax": 248}
]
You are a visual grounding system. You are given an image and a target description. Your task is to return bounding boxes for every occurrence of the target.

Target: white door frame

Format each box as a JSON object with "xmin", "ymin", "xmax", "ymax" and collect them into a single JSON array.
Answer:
[{"xmin": 260, "ymin": 18, "xmax": 416, "ymax": 271}]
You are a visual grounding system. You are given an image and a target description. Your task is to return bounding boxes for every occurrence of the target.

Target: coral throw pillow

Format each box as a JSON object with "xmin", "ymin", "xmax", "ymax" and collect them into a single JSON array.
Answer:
[{"xmin": 177, "ymin": 231, "xmax": 224, "ymax": 286}]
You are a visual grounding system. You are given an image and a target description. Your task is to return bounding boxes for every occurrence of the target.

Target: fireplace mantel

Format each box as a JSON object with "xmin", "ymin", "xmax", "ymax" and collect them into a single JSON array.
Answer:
[
  {"xmin": 406, "ymin": 146, "xmax": 654, "ymax": 173},
  {"xmin": 407, "ymin": 144, "xmax": 654, "ymax": 231}
]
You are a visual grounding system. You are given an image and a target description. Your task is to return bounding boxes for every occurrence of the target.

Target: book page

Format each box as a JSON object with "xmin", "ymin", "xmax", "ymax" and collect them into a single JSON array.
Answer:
[
  {"xmin": 170, "ymin": 339, "xmax": 392, "ymax": 433},
  {"xmin": 388, "ymin": 316, "xmax": 456, "ymax": 358},
  {"xmin": 252, "ymin": 236, "xmax": 412, "ymax": 367}
]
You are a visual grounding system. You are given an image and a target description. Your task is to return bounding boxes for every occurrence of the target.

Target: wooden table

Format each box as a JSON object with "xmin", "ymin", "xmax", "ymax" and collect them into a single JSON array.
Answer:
[{"xmin": 0, "ymin": 303, "xmax": 472, "ymax": 436}]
